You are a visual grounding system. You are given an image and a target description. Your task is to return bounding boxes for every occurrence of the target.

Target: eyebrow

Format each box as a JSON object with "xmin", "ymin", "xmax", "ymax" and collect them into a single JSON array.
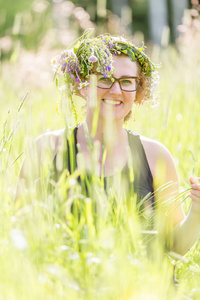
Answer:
[
  {"xmin": 119, "ymin": 75, "xmax": 138, "ymax": 78},
  {"xmin": 93, "ymin": 72, "xmax": 138, "ymax": 78}
]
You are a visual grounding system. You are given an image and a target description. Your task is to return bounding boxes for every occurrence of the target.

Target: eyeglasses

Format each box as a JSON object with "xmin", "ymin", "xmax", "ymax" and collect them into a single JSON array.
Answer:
[{"xmin": 94, "ymin": 73, "xmax": 139, "ymax": 92}]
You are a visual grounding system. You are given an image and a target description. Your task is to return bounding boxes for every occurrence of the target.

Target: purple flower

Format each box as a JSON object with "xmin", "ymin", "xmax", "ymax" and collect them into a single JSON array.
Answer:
[
  {"xmin": 88, "ymin": 55, "xmax": 97, "ymax": 63},
  {"xmin": 105, "ymin": 50, "xmax": 109, "ymax": 56},
  {"xmin": 102, "ymin": 73, "xmax": 107, "ymax": 78},
  {"xmin": 106, "ymin": 65, "xmax": 111, "ymax": 71},
  {"xmin": 75, "ymin": 77, "xmax": 80, "ymax": 82},
  {"xmin": 70, "ymin": 74, "xmax": 74, "ymax": 79},
  {"xmin": 61, "ymin": 64, "xmax": 66, "ymax": 72}
]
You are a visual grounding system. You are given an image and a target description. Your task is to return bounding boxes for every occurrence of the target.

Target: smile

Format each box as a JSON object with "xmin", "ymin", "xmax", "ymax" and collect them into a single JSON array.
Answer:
[{"xmin": 103, "ymin": 99, "xmax": 122, "ymax": 105}]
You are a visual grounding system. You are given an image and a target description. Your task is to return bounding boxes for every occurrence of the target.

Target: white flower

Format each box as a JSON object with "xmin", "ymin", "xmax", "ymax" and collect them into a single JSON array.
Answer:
[
  {"xmin": 51, "ymin": 55, "xmax": 59, "ymax": 66},
  {"xmin": 51, "ymin": 55, "xmax": 60, "ymax": 73},
  {"xmin": 78, "ymin": 81, "xmax": 89, "ymax": 89}
]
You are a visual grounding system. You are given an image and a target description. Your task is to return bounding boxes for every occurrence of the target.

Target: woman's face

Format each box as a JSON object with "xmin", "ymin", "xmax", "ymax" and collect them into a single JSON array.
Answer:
[{"xmin": 83, "ymin": 55, "xmax": 139, "ymax": 122}]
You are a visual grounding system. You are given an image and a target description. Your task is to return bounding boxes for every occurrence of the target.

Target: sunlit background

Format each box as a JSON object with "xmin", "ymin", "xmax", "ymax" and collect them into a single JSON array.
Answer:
[
  {"xmin": 0, "ymin": 1, "xmax": 200, "ymax": 299},
  {"xmin": 0, "ymin": 0, "xmax": 195, "ymax": 91}
]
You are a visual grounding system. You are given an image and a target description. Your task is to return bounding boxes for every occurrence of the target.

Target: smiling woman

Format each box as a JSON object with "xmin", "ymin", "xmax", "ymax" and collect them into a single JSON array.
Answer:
[
  {"xmin": 87, "ymin": 55, "xmax": 139, "ymax": 122},
  {"xmin": 81, "ymin": 55, "xmax": 139, "ymax": 123},
  {"xmin": 16, "ymin": 30, "xmax": 200, "ymax": 257}
]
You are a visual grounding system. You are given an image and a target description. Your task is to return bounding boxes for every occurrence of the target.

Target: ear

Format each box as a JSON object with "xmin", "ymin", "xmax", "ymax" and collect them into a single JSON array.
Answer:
[
  {"xmin": 134, "ymin": 75, "xmax": 148, "ymax": 104},
  {"xmin": 134, "ymin": 87, "xmax": 144, "ymax": 104}
]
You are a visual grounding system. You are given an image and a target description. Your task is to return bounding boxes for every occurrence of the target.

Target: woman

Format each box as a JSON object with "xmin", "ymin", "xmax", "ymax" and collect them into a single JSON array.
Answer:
[{"xmin": 16, "ymin": 32, "xmax": 200, "ymax": 256}]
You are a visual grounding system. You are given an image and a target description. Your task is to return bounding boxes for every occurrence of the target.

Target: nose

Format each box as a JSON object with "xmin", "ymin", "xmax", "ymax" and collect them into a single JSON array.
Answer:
[{"xmin": 109, "ymin": 80, "xmax": 122, "ymax": 95}]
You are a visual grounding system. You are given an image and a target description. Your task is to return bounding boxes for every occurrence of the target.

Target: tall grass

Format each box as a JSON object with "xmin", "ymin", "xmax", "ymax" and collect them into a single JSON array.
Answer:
[{"xmin": 1, "ymin": 35, "xmax": 200, "ymax": 300}]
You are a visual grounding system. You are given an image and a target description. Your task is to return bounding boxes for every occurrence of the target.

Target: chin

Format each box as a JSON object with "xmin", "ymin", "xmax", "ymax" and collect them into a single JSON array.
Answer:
[
  {"xmin": 99, "ymin": 112, "xmax": 125, "ymax": 122},
  {"xmin": 99, "ymin": 104, "xmax": 126, "ymax": 121}
]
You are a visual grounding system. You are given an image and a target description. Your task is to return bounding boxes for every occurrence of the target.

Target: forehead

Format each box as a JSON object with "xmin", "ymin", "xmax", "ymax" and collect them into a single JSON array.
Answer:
[{"xmin": 112, "ymin": 55, "xmax": 139, "ymax": 77}]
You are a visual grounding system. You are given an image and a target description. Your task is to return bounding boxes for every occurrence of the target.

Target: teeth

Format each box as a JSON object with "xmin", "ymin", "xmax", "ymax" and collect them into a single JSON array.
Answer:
[{"xmin": 103, "ymin": 100, "xmax": 121, "ymax": 105}]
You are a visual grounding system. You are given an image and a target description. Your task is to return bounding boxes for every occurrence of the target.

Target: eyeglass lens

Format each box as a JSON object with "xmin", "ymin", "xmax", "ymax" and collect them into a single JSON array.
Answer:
[{"xmin": 96, "ymin": 75, "xmax": 138, "ymax": 91}]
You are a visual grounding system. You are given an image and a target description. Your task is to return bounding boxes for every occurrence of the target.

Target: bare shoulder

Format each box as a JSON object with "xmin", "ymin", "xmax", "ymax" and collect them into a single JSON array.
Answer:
[
  {"xmin": 16, "ymin": 128, "xmax": 67, "ymax": 198},
  {"xmin": 35, "ymin": 128, "xmax": 66, "ymax": 145},
  {"xmin": 34, "ymin": 128, "xmax": 66, "ymax": 158},
  {"xmin": 140, "ymin": 136, "xmax": 178, "ymax": 186},
  {"xmin": 21, "ymin": 128, "xmax": 66, "ymax": 177},
  {"xmin": 140, "ymin": 136, "xmax": 185, "ymax": 224},
  {"xmin": 140, "ymin": 136, "xmax": 173, "ymax": 161}
]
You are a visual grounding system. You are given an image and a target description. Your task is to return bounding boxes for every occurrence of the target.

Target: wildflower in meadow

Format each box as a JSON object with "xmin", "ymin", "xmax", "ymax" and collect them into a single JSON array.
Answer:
[
  {"xmin": 78, "ymin": 81, "xmax": 89, "ymax": 89},
  {"xmin": 88, "ymin": 55, "xmax": 98, "ymax": 63}
]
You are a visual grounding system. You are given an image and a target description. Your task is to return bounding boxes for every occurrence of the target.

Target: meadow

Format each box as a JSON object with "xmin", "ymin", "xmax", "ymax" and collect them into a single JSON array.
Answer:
[{"xmin": 1, "ymin": 22, "xmax": 200, "ymax": 300}]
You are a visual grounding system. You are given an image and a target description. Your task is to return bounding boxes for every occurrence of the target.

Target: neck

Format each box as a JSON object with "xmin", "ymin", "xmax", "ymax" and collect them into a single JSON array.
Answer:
[
  {"xmin": 77, "ymin": 113, "xmax": 129, "ymax": 175},
  {"xmin": 84, "ymin": 111, "xmax": 125, "ymax": 149}
]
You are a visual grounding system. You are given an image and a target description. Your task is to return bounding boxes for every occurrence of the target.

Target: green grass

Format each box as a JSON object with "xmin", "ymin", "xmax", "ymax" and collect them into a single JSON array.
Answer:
[{"xmin": 0, "ymin": 41, "xmax": 200, "ymax": 300}]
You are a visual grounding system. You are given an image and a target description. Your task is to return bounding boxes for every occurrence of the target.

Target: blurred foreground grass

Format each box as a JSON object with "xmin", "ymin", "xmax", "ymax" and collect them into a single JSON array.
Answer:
[{"xmin": 1, "ymin": 37, "xmax": 200, "ymax": 300}]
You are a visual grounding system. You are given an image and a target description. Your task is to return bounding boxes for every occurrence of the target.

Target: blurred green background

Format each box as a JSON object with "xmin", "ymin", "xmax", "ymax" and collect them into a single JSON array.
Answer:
[
  {"xmin": 0, "ymin": 0, "xmax": 192, "ymax": 56},
  {"xmin": 0, "ymin": 0, "xmax": 195, "ymax": 117},
  {"xmin": 1, "ymin": 1, "xmax": 200, "ymax": 299}
]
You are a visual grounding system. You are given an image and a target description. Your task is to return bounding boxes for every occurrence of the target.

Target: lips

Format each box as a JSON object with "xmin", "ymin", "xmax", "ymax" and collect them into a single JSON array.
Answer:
[{"xmin": 103, "ymin": 99, "xmax": 122, "ymax": 105}]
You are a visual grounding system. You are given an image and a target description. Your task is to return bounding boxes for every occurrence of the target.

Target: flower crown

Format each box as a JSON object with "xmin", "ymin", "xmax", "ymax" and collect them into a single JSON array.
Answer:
[{"xmin": 51, "ymin": 30, "xmax": 157, "ymax": 101}]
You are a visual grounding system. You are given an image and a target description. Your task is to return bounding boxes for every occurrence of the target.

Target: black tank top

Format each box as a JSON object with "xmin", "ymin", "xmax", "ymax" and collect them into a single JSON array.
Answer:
[{"xmin": 53, "ymin": 127, "xmax": 154, "ymax": 207}]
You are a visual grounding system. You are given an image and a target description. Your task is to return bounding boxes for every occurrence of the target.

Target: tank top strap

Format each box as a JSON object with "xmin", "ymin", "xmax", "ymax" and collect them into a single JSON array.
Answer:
[
  {"xmin": 125, "ymin": 129, "xmax": 154, "ymax": 204},
  {"xmin": 53, "ymin": 126, "xmax": 78, "ymax": 179}
]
